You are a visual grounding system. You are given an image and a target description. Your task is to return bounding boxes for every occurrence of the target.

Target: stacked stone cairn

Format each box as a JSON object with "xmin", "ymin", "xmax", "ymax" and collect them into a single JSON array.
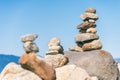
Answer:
[
  {"xmin": 20, "ymin": 34, "xmax": 39, "ymax": 53},
  {"xmin": 45, "ymin": 37, "xmax": 68, "ymax": 68},
  {"xmin": 69, "ymin": 8, "xmax": 102, "ymax": 52},
  {"xmin": 19, "ymin": 34, "xmax": 56, "ymax": 80}
]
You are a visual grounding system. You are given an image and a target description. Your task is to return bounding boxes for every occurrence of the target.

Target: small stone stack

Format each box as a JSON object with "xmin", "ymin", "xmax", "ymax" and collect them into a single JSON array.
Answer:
[
  {"xmin": 21, "ymin": 34, "xmax": 39, "ymax": 53},
  {"xmin": 19, "ymin": 34, "xmax": 56, "ymax": 80},
  {"xmin": 46, "ymin": 37, "xmax": 64, "ymax": 55},
  {"xmin": 69, "ymin": 8, "xmax": 102, "ymax": 51},
  {"xmin": 45, "ymin": 37, "xmax": 68, "ymax": 68}
]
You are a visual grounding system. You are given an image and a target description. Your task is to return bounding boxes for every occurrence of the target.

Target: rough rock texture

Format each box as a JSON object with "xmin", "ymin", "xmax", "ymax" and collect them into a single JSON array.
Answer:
[
  {"xmin": 55, "ymin": 64, "xmax": 93, "ymax": 80},
  {"xmin": 82, "ymin": 40, "xmax": 102, "ymax": 51},
  {"xmin": 45, "ymin": 54, "xmax": 68, "ymax": 68},
  {"xmin": 19, "ymin": 53, "xmax": 56, "ymax": 80},
  {"xmin": 75, "ymin": 33, "xmax": 99, "ymax": 42},
  {"xmin": 0, "ymin": 62, "xmax": 42, "ymax": 80},
  {"xmin": 64, "ymin": 50, "xmax": 120, "ymax": 80}
]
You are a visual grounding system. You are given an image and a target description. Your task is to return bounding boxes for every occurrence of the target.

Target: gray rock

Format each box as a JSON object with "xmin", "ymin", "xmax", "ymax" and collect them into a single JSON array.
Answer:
[
  {"xmin": 64, "ymin": 50, "xmax": 120, "ymax": 80},
  {"xmin": 23, "ymin": 41, "xmax": 39, "ymax": 53},
  {"xmin": 21, "ymin": 34, "xmax": 38, "ymax": 42},
  {"xmin": 85, "ymin": 8, "xmax": 96, "ymax": 13},
  {"xmin": 75, "ymin": 33, "xmax": 99, "ymax": 42},
  {"xmin": 80, "ymin": 13, "xmax": 98, "ymax": 21}
]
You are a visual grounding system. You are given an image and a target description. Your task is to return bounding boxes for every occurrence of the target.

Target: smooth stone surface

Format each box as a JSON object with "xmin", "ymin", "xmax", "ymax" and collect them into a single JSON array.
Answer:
[
  {"xmin": 75, "ymin": 33, "xmax": 99, "ymax": 42},
  {"xmin": 21, "ymin": 34, "xmax": 38, "ymax": 42},
  {"xmin": 64, "ymin": 50, "xmax": 120, "ymax": 80}
]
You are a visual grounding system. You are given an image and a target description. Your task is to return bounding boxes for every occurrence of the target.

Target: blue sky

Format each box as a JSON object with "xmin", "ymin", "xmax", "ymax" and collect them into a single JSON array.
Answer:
[{"xmin": 0, "ymin": 0, "xmax": 120, "ymax": 58}]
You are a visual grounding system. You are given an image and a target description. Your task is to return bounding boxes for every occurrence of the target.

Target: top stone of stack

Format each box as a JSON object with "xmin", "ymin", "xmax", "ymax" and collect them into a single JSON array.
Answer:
[
  {"xmin": 21, "ymin": 34, "xmax": 38, "ymax": 42},
  {"xmin": 80, "ymin": 8, "xmax": 99, "ymax": 21},
  {"xmin": 85, "ymin": 7, "xmax": 96, "ymax": 13}
]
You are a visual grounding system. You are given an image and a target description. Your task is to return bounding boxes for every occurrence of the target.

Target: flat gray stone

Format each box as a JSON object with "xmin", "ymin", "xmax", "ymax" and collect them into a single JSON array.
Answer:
[
  {"xmin": 21, "ymin": 34, "xmax": 38, "ymax": 42},
  {"xmin": 75, "ymin": 33, "xmax": 99, "ymax": 42}
]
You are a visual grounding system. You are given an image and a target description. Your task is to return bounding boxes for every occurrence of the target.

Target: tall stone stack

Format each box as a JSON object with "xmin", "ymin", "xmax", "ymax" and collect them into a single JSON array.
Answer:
[
  {"xmin": 45, "ymin": 37, "xmax": 68, "ymax": 68},
  {"xmin": 70, "ymin": 8, "xmax": 102, "ymax": 51}
]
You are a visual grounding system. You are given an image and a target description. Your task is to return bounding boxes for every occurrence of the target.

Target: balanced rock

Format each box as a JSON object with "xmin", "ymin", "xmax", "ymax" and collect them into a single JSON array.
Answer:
[
  {"xmin": 85, "ymin": 8, "xmax": 96, "ymax": 13},
  {"xmin": 46, "ymin": 50, "xmax": 59, "ymax": 55},
  {"xmin": 48, "ymin": 46, "xmax": 63, "ymax": 53},
  {"xmin": 82, "ymin": 40, "xmax": 102, "ymax": 51},
  {"xmin": 45, "ymin": 54, "xmax": 68, "ymax": 68},
  {"xmin": 23, "ymin": 41, "xmax": 39, "ymax": 53},
  {"xmin": 19, "ymin": 53, "xmax": 56, "ymax": 80},
  {"xmin": 21, "ymin": 34, "xmax": 38, "ymax": 42},
  {"xmin": 69, "ymin": 45, "xmax": 83, "ymax": 52},
  {"xmin": 21, "ymin": 34, "xmax": 39, "ymax": 53},
  {"xmin": 75, "ymin": 33, "xmax": 99, "ymax": 42},
  {"xmin": 0, "ymin": 62, "xmax": 42, "ymax": 80},
  {"xmin": 118, "ymin": 63, "xmax": 120, "ymax": 72},
  {"xmin": 80, "ymin": 13, "xmax": 98, "ymax": 21},
  {"xmin": 64, "ymin": 50, "xmax": 120, "ymax": 80}
]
